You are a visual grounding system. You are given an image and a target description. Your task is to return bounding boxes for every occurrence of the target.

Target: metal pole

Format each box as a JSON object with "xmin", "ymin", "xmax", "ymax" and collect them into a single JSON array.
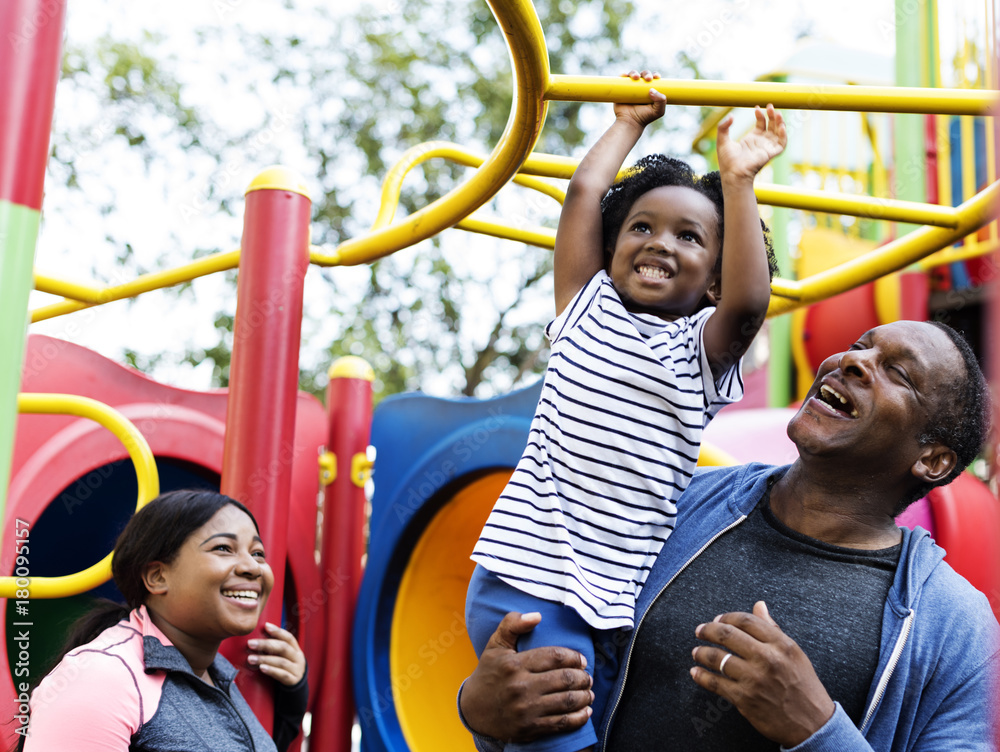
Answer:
[
  {"xmin": 0, "ymin": 0, "xmax": 66, "ymax": 533},
  {"xmin": 220, "ymin": 167, "xmax": 311, "ymax": 730},
  {"xmin": 310, "ymin": 357, "xmax": 374, "ymax": 752}
]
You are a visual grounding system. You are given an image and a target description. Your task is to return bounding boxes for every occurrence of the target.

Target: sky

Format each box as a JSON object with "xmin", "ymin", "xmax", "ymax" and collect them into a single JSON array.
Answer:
[{"xmin": 26, "ymin": 0, "xmax": 984, "ymax": 395}]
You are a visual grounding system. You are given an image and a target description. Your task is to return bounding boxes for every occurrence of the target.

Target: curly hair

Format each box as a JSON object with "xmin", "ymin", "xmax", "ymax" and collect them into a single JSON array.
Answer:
[
  {"xmin": 599, "ymin": 154, "xmax": 779, "ymax": 294},
  {"xmin": 902, "ymin": 322, "xmax": 992, "ymax": 512}
]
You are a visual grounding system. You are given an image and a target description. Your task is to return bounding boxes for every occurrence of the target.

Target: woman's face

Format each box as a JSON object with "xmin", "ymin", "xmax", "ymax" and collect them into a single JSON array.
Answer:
[{"xmin": 148, "ymin": 504, "xmax": 274, "ymax": 643}]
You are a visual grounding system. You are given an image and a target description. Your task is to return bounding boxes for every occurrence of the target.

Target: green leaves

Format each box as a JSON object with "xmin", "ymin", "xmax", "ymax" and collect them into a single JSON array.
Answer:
[{"xmin": 48, "ymin": 0, "xmax": 645, "ymax": 404}]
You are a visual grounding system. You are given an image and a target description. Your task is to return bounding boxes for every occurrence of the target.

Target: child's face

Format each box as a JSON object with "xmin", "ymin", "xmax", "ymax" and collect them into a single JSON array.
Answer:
[{"xmin": 607, "ymin": 185, "xmax": 721, "ymax": 320}]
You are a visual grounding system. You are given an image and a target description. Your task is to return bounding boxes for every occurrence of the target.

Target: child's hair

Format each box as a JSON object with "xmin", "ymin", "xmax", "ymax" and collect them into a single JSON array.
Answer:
[{"xmin": 600, "ymin": 154, "xmax": 780, "ymax": 285}]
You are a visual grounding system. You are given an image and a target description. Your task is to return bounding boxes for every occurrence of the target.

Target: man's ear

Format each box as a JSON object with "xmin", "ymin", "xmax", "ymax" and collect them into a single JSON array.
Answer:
[
  {"xmin": 142, "ymin": 562, "xmax": 169, "ymax": 596},
  {"xmin": 912, "ymin": 443, "xmax": 958, "ymax": 485}
]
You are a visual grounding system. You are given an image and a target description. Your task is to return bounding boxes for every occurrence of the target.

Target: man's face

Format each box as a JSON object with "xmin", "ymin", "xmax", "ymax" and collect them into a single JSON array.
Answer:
[{"xmin": 787, "ymin": 321, "xmax": 961, "ymax": 473}]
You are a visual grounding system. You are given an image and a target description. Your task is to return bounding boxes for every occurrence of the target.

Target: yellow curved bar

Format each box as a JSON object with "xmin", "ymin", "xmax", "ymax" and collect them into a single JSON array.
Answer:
[
  {"xmin": 767, "ymin": 181, "xmax": 999, "ymax": 315},
  {"xmin": 0, "ymin": 394, "xmax": 159, "ymax": 598},
  {"xmin": 546, "ymin": 75, "xmax": 1000, "ymax": 115},
  {"xmin": 30, "ymin": 250, "xmax": 242, "ymax": 323},
  {"xmin": 368, "ymin": 142, "xmax": 566, "ymax": 232},
  {"xmin": 312, "ymin": 0, "xmax": 550, "ymax": 267}
]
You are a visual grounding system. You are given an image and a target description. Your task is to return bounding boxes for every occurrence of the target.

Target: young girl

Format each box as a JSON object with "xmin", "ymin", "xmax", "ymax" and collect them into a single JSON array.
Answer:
[
  {"xmin": 466, "ymin": 71, "xmax": 786, "ymax": 751},
  {"xmin": 20, "ymin": 490, "xmax": 308, "ymax": 752}
]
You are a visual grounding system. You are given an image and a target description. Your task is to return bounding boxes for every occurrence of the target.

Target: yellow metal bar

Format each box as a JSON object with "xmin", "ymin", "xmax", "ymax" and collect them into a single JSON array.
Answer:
[
  {"xmin": 864, "ymin": 114, "xmax": 888, "ymax": 202},
  {"xmin": 961, "ymin": 114, "xmax": 976, "ymax": 202},
  {"xmin": 30, "ymin": 250, "xmax": 242, "ymax": 323},
  {"xmin": 312, "ymin": 0, "xmax": 550, "ymax": 267},
  {"xmin": 33, "ymin": 273, "xmax": 104, "ymax": 304},
  {"xmin": 769, "ymin": 277, "xmax": 800, "ymax": 300},
  {"xmin": 456, "ymin": 216, "xmax": 556, "ymax": 248},
  {"xmin": 937, "ymin": 114, "xmax": 954, "ymax": 209},
  {"xmin": 368, "ymin": 142, "xmax": 566, "ymax": 232},
  {"xmin": 767, "ymin": 181, "xmax": 999, "ymax": 314},
  {"xmin": 0, "ymin": 394, "xmax": 159, "ymax": 598},
  {"xmin": 546, "ymin": 75, "xmax": 1000, "ymax": 115},
  {"xmin": 753, "ymin": 184, "xmax": 960, "ymax": 227},
  {"xmin": 918, "ymin": 237, "xmax": 1000, "ymax": 268}
]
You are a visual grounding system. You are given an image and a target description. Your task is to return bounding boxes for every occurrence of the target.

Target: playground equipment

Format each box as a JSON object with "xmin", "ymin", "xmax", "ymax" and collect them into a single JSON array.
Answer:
[{"xmin": 1, "ymin": 0, "xmax": 998, "ymax": 751}]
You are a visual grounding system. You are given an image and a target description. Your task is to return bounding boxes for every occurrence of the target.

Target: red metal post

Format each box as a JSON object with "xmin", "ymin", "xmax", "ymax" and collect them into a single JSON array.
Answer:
[
  {"xmin": 0, "ymin": 0, "xmax": 66, "ymax": 530},
  {"xmin": 0, "ymin": 0, "xmax": 64, "ymax": 210},
  {"xmin": 0, "ymin": 4, "xmax": 66, "ymax": 745},
  {"xmin": 309, "ymin": 357, "xmax": 374, "ymax": 752},
  {"xmin": 220, "ymin": 167, "xmax": 311, "ymax": 731}
]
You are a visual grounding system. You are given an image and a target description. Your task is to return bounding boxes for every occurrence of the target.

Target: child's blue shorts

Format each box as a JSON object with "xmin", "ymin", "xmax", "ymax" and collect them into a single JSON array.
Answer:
[{"xmin": 466, "ymin": 564, "xmax": 605, "ymax": 752}]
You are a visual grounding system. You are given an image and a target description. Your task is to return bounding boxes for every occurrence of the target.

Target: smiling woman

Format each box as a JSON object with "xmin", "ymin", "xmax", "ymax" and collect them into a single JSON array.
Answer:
[{"xmin": 16, "ymin": 490, "xmax": 308, "ymax": 752}]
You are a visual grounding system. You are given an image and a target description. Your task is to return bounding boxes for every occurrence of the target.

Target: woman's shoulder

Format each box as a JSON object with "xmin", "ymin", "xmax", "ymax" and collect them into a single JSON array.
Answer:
[
  {"xmin": 63, "ymin": 613, "xmax": 145, "ymax": 662},
  {"xmin": 27, "ymin": 614, "xmax": 167, "ymax": 747},
  {"xmin": 41, "ymin": 618, "xmax": 146, "ymax": 694}
]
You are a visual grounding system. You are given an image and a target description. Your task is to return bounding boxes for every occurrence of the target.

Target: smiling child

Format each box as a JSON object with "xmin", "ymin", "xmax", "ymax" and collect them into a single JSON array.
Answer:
[{"xmin": 465, "ymin": 71, "xmax": 786, "ymax": 752}]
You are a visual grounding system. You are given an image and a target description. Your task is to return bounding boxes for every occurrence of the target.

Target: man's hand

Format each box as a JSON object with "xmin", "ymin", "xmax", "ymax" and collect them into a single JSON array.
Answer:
[
  {"xmin": 716, "ymin": 103, "xmax": 786, "ymax": 183},
  {"xmin": 460, "ymin": 612, "xmax": 594, "ymax": 743},
  {"xmin": 614, "ymin": 70, "xmax": 666, "ymax": 129},
  {"xmin": 689, "ymin": 601, "xmax": 835, "ymax": 747}
]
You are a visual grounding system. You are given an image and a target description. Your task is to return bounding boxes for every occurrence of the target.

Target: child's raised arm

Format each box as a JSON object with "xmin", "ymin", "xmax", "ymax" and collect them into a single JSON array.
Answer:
[
  {"xmin": 702, "ymin": 104, "xmax": 786, "ymax": 378},
  {"xmin": 553, "ymin": 71, "xmax": 666, "ymax": 315}
]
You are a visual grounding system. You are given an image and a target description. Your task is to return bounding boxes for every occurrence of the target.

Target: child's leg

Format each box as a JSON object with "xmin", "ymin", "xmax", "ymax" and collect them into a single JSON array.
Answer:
[{"xmin": 465, "ymin": 565, "xmax": 598, "ymax": 752}]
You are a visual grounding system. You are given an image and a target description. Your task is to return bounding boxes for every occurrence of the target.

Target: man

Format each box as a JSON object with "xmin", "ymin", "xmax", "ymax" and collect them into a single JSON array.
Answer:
[{"xmin": 460, "ymin": 320, "xmax": 998, "ymax": 751}]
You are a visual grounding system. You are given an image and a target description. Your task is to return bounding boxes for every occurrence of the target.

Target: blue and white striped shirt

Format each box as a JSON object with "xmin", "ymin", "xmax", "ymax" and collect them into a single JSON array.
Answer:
[{"xmin": 471, "ymin": 271, "xmax": 743, "ymax": 629}]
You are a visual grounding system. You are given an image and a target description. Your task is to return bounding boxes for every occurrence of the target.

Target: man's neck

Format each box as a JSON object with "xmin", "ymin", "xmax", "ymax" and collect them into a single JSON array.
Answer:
[{"xmin": 768, "ymin": 463, "xmax": 903, "ymax": 550}]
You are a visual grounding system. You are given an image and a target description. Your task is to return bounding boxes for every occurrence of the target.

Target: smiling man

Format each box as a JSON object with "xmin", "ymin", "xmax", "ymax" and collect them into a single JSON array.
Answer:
[{"xmin": 460, "ymin": 320, "xmax": 999, "ymax": 751}]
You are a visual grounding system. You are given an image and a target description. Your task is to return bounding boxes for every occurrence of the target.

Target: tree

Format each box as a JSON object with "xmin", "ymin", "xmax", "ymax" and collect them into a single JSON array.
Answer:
[{"xmin": 41, "ymin": 0, "xmax": 669, "ymax": 404}]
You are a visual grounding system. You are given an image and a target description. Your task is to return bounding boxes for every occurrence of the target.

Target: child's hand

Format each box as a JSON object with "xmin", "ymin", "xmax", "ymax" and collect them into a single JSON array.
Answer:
[
  {"xmin": 246, "ymin": 621, "xmax": 307, "ymax": 686},
  {"xmin": 717, "ymin": 103, "xmax": 786, "ymax": 183},
  {"xmin": 614, "ymin": 69, "xmax": 666, "ymax": 128}
]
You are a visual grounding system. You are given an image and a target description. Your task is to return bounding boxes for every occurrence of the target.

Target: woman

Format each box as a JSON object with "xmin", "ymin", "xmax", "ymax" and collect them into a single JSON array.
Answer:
[{"xmin": 21, "ymin": 489, "xmax": 308, "ymax": 751}]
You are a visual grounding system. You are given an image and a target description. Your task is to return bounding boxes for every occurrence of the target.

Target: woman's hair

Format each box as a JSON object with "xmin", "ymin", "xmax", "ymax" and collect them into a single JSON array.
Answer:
[
  {"xmin": 29, "ymin": 491, "xmax": 257, "ymax": 687},
  {"xmin": 11, "ymin": 490, "xmax": 258, "ymax": 749},
  {"xmin": 111, "ymin": 489, "xmax": 258, "ymax": 610},
  {"xmin": 600, "ymin": 154, "xmax": 780, "ymax": 287}
]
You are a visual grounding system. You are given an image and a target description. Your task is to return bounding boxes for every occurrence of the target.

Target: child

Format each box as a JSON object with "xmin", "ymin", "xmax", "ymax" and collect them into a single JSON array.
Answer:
[{"xmin": 466, "ymin": 71, "xmax": 786, "ymax": 751}]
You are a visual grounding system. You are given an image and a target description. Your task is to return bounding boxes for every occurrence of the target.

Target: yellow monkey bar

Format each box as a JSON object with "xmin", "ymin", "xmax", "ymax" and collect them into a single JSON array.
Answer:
[
  {"xmin": 0, "ymin": 394, "xmax": 158, "ymax": 597},
  {"xmin": 29, "ymin": 0, "xmax": 999, "ymax": 325}
]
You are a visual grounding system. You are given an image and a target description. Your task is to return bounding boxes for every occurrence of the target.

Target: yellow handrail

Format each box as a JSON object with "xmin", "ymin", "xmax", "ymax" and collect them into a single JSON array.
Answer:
[
  {"xmin": 767, "ymin": 181, "xmax": 999, "ymax": 315},
  {"xmin": 0, "ymin": 394, "xmax": 159, "ymax": 598},
  {"xmin": 545, "ymin": 75, "xmax": 999, "ymax": 115},
  {"xmin": 752, "ymin": 185, "xmax": 960, "ymax": 228}
]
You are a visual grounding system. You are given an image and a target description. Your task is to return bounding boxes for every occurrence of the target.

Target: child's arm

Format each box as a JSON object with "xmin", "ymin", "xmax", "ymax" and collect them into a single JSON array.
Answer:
[
  {"xmin": 702, "ymin": 104, "xmax": 786, "ymax": 379},
  {"xmin": 553, "ymin": 71, "xmax": 666, "ymax": 315}
]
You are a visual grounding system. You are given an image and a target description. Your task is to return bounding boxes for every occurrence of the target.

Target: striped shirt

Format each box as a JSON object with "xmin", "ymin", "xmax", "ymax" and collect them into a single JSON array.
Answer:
[{"xmin": 471, "ymin": 271, "xmax": 743, "ymax": 629}]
